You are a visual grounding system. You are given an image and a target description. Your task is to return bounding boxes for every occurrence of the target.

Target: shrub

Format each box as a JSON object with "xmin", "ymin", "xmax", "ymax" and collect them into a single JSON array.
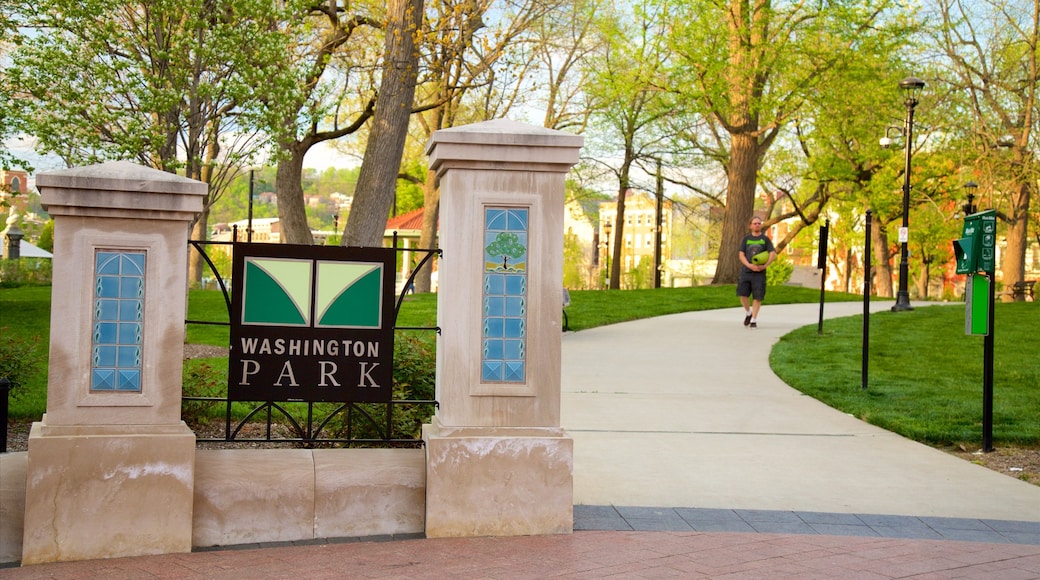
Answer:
[
  {"xmin": 0, "ymin": 328, "xmax": 41, "ymax": 396},
  {"xmin": 323, "ymin": 332, "xmax": 437, "ymax": 443},
  {"xmin": 767, "ymin": 253, "xmax": 794, "ymax": 286},
  {"xmin": 181, "ymin": 360, "xmax": 228, "ymax": 426},
  {"xmin": 0, "ymin": 258, "xmax": 53, "ymax": 287}
]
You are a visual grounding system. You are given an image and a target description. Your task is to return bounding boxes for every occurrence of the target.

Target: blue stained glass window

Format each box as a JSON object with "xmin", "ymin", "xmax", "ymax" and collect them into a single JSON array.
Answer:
[
  {"xmin": 94, "ymin": 346, "xmax": 117, "ymax": 366},
  {"xmin": 95, "ymin": 322, "xmax": 117, "ymax": 344},
  {"xmin": 482, "ymin": 361, "xmax": 503, "ymax": 382},
  {"xmin": 481, "ymin": 208, "xmax": 528, "ymax": 383},
  {"xmin": 97, "ymin": 277, "xmax": 120, "ymax": 297},
  {"xmin": 484, "ymin": 274, "xmax": 504, "ymax": 295},
  {"xmin": 504, "ymin": 318, "xmax": 524, "ymax": 338},
  {"xmin": 91, "ymin": 250, "xmax": 145, "ymax": 392},
  {"xmin": 121, "ymin": 277, "xmax": 142, "ymax": 298},
  {"xmin": 92, "ymin": 369, "xmax": 116, "ymax": 390},
  {"xmin": 484, "ymin": 318, "xmax": 505, "ymax": 338},
  {"xmin": 97, "ymin": 300, "xmax": 119, "ymax": 321},
  {"xmin": 484, "ymin": 295, "xmax": 503, "ymax": 316}
]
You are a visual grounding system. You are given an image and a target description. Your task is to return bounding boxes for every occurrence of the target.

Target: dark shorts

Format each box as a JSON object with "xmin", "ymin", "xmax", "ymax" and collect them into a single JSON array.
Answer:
[{"xmin": 736, "ymin": 271, "xmax": 767, "ymax": 301}]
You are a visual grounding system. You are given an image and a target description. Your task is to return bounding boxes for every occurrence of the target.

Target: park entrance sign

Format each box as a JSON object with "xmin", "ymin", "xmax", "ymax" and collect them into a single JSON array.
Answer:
[{"xmin": 228, "ymin": 242, "xmax": 396, "ymax": 403}]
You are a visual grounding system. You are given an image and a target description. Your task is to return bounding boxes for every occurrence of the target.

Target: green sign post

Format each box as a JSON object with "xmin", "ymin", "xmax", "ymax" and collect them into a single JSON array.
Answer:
[
  {"xmin": 964, "ymin": 273, "xmax": 989, "ymax": 336},
  {"xmin": 953, "ymin": 209, "xmax": 996, "ymax": 277},
  {"xmin": 952, "ymin": 209, "xmax": 996, "ymax": 452}
]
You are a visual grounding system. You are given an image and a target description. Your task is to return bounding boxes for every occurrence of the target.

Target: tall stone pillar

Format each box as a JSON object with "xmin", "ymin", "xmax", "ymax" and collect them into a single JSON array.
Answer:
[
  {"xmin": 22, "ymin": 161, "xmax": 205, "ymax": 564},
  {"xmin": 422, "ymin": 119, "xmax": 583, "ymax": 537}
]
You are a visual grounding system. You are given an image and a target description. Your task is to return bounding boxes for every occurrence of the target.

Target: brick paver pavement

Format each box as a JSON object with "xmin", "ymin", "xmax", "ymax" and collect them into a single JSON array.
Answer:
[{"xmin": 3, "ymin": 531, "xmax": 1040, "ymax": 579}]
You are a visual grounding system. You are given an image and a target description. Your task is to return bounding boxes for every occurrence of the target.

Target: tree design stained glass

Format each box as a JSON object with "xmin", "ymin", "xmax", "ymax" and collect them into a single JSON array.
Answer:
[
  {"xmin": 482, "ymin": 207, "xmax": 528, "ymax": 383},
  {"xmin": 91, "ymin": 251, "xmax": 145, "ymax": 391}
]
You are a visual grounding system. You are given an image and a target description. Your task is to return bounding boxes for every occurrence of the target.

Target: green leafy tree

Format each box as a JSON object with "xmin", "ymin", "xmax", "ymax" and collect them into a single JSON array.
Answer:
[
  {"xmin": 9, "ymin": 0, "xmax": 288, "ymax": 179},
  {"xmin": 563, "ymin": 232, "xmax": 588, "ymax": 289},
  {"xmin": 765, "ymin": 14, "xmax": 920, "ymax": 297},
  {"xmin": 8, "ymin": 0, "xmax": 296, "ymax": 287},
  {"xmin": 583, "ymin": 0, "xmax": 676, "ymax": 289},
  {"xmin": 412, "ymin": 0, "xmax": 559, "ymax": 291},
  {"xmin": 0, "ymin": 12, "xmax": 31, "ymax": 177},
  {"xmin": 624, "ymin": 257, "xmax": 653, "ymax": 289},
  {"xmin": 36, "ymin": 221, "xmax": 53, "ymax": 253},
  {"xmin": 342, "ymin": 0, "xmax": 423, "ymax": 248},
  {"xmin": 932, "ymin": 0, "xmax": 1039, "ymax": 295},
  {"xmin": 664, "ymin": 0, "xmax": 917, "ymax": 285},
  {"xmin": 269, "ymin": 0, "xmax": 381, "ymax": 244}
]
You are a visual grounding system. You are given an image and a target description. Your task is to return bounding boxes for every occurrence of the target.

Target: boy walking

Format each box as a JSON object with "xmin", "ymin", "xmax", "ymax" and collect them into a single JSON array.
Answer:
[{"xmin": 737, "ymin": 216, "xmax": 776, "ymax": 328}]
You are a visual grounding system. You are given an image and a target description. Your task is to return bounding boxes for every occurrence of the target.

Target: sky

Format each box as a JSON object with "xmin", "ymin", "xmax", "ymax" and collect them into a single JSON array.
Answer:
[{"xmin": 5, "ymin": 137, "xmax": 359, "ymax": 178}]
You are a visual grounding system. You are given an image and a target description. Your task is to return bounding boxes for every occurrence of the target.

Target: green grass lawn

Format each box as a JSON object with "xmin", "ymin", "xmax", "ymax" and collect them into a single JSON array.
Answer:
[
  {"xmin": 2, "ymin": 284, "xmax": 1037, "ymax": 451},
  {"xmin": 563, "ymin": 285, "xmax": 859, "ymax": 331},
  {"xmin": 771, "ymin": 302, "xmax": 1040, "ymax": 448}
]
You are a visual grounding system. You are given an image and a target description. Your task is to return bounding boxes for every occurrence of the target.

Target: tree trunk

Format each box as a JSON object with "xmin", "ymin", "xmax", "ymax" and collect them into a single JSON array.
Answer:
[
  {"xmin": 712, "ymin": 132, "xmax": 759, "ymax": 284},
  {"xmin": 414, "ymin": 168, "xmax": 439, "ymax": 292},
  {"xmin": 871, "ymin": 221, "xmax": 894, "ymax": 298},
  {"xmin": 188, "ymin": 212, "xmax": 209, "ymax": 289},
  {"xmin": 275, "ymin": 144, "xmax": 314, "ymax": 245},
  {"xmin": 1001, "ymin": 181, "xmax": 1031, "ymax": 300},
  {"xmin": 343, "ymin": 0, "xmax": 422, "ymax": 248},
  {"xmin": 188, "ymin": 138, "xmax": 219, "ymax": 287},
  {"xmin": 609, "ymin": 174, "xmax": 630, "ymax": 290},
  {"xmin": 843, "ymin": 248, "xmax": 854, "ymax": 293},
  {"xmin": 915, "ymin": 264, "xmax": 929, "ymax": 299}
]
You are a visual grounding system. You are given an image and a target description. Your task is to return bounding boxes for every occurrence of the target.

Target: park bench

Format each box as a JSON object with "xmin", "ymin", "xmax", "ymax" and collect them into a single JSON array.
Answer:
[{"xmin": 1009, "ymin": 280, "xmax": 1035, "ymax": 302}]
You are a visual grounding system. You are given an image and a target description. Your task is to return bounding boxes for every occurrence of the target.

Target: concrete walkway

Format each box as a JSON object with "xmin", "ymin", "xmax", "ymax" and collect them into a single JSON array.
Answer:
[{"xmin": 562, "ymin": 300, "xmax": 1040, "ymax": 522}]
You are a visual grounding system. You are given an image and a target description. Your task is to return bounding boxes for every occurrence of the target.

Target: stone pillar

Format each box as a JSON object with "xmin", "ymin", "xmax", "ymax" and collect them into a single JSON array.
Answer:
[
  {"xmin": 22, "ymin": 161, "xmax": 205, "ymax": 565},
  {"xmin": 422, "ymin": 119, "xmax": 582, "ymax": 537}
]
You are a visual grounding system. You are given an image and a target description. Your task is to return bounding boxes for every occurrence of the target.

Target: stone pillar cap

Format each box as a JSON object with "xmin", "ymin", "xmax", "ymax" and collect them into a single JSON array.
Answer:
[
  {"xmin": 427, "ymin": 119, "xmax": 583, "ymax": 176},
  {"xmin": 38, "ymin": 160, "xmax": 206, "ymax": 221}
]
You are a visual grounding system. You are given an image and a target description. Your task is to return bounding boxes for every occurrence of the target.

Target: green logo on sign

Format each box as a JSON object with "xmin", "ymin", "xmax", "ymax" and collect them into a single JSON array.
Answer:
[{"xmin": 243, "ymin": 258, "xmax": 383, "ymax": 329}]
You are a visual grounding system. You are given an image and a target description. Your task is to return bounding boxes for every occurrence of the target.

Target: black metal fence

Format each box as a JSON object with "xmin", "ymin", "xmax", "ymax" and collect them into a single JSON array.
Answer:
[{"xmin": 184, "ymin": 230, "xmax": 440, "ymax": 448}]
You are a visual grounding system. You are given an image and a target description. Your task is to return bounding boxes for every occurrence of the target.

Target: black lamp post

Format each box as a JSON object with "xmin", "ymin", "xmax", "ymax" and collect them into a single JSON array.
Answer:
[
  {"xmin": 892, "ymin": 76, "xmax": 925, "ymax": 312},
  {"xmin": 962, "ymin": 181, "xmax": 978, "ymax": 216}
]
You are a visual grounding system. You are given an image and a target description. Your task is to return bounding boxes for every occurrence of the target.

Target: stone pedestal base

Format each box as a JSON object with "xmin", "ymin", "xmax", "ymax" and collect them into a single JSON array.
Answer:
[
  {"xmin": 21, "ymin": 419, "xmax": 195, "ymax": 565},
  {"xmin": 422, "ymin": 419, "xmax": 573, "ymax": 538}
]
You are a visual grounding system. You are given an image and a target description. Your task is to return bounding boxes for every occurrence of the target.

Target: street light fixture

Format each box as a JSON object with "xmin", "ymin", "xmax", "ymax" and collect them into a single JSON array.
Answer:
[
  {"xmin": 962, "ymin": 181, "xmax": 978, "ymax": 216},
  {"xmin": 891, "ymin": 76, "xmax": 925, "ymax": 312},
  {"xmin": 879, "ymin": 126, "xmax": 903, "ymax": 149}
]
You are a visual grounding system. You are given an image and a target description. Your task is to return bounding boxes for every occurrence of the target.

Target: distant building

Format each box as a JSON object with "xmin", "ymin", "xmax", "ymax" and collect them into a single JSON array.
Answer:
[
  {"xmin": 1, "ymin": 169, "xmax": 29, "ymax": 196},
  {"xmin": 598, "ymin": 190, "xmax": 675, "ymax": 288},
  {"xmin": 210, "ymin": 217, "xmax": 283, "ymax": 244},
  {"xmin": 384, "ymin": 208, "xmax": 435, "ymax": 292},
  {"xmin": 329, "ymin": 192, "xmax": 353, "ymax": 210},
  {"xmin": 1, "ymin": 169, "xmax": 50, "ymax": 246},
  {"xmin": 1, "ymin": 170, "xmax": 35, "ymax": 218}
]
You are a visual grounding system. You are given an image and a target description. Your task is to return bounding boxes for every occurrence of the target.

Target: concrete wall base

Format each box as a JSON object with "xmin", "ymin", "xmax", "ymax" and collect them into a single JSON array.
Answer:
[
  {"xmin": 192, "ymin": 448, "xmax": 425, "ymax": 548},
  {"xmin": 0, "ymin": 451, "xmax": 27, "ymax": 563},
  {"xmin": 21, "ymin": 420, "xmax": 196, "ymax": 565},
  {"xmin": 2, "ymin": 447, "xmax": 426, "ymax": 565},
  {"xmin": 423, "ymin": 420, "xmax": 573, "ymax": 538}
]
